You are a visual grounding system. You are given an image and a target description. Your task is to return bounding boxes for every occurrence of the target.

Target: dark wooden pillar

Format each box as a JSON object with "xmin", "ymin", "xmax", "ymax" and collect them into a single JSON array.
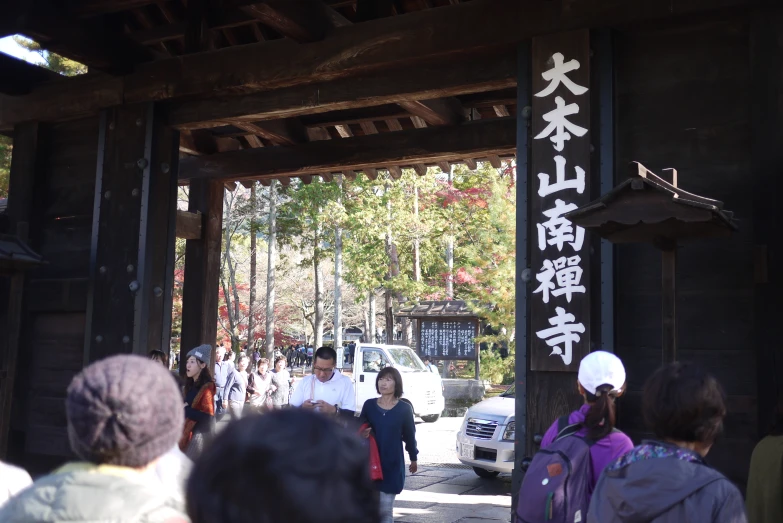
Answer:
[
  {"xmin": 594, "ymin": 29, "xmax": 616, "ymax": 353},
  {"xmin": 0, "ymin": 122, "xmax": 44, "ymax": 458},
  {"xmin": 511, "ymin": 40, "xmax": 531, "ymax": 513},
  {"xmin": 180, "ymin": 179, "xmax": 223, "ymax": 371},
  {"xmin": 84, "ymin": 103, "xmax": 179, "ymax": 363},
  {"xmin": 751, "ymin": 6, "xmax": 783, "ymax": 436}
]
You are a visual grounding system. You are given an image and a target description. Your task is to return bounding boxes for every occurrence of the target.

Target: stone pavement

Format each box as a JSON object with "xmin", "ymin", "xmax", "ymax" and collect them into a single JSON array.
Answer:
[{"xmin": 395, "ymin": 465, "xmax": 512, "ymax": 522}]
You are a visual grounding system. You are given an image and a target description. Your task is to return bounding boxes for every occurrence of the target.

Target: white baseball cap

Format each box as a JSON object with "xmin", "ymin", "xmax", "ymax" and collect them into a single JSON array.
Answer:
[{"xmin": 577, "ymin": 351, "xmax": 626, "ymax": 395}]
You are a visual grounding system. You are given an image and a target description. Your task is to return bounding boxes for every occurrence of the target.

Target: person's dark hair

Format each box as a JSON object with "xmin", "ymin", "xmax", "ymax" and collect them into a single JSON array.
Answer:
[
  {"xmin": 274, "ymin": 355, "xmax": 287, "ymax": 367},
  {"xmin": 149, "ymin": 349, "xmax": 169, "ymax": 368},
  {"xmin": 315, "ymin": 346, "xmax": 337, "ymax": 363},
  {"xmin": 423, "ymin": 356, "xmax": 431, "ymax": 363},
  {"xmin": 257, "ymin": 357, "xmax": 270, "ymax": 369},
  {"xmin": 642, "ymin": 362, "xmax": 726, "ymax": 444},
  {"xmin": 186, "ymin": 410, "xmax": 379, "ymax": 523},
  {"xmin": 376, "ymin": 367, "xmax": 403, "ymax": 398},
  {"xmin": 184, "ymin": 356, "xmax": 214, "ymax": 396},
  {"xmin": 581, "ymin": 382, "xmax": 625, "ymax": 441}
]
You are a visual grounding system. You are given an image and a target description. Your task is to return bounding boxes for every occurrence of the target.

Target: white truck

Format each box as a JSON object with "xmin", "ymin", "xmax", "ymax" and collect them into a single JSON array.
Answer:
[{"xmin": 352, "ymin": 343, "xmax": 445, "ymax": 422}]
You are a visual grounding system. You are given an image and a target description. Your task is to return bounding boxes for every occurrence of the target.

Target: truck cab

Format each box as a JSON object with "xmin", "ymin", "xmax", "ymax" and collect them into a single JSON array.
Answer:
[{"xmin": 353, "ymin": 343, "xmax": 445, "ymax": 422}]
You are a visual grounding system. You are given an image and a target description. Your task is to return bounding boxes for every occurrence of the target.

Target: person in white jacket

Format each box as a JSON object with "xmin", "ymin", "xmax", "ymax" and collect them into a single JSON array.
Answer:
[{"xmin": 0, "ymin": 461, "xmax": 32, "ymax": 508}]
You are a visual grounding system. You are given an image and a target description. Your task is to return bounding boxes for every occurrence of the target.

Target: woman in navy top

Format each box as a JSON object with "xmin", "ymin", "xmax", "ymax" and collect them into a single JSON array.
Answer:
[{"xmin": 360, "ymin": 366, "xmax": 418, "ymax": 523}]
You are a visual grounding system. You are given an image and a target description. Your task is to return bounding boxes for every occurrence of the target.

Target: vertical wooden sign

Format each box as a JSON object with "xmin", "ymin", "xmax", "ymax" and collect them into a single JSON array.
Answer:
[{"xmin": 530, "ymin": 31, "xmax": 591, "ymax": 371}]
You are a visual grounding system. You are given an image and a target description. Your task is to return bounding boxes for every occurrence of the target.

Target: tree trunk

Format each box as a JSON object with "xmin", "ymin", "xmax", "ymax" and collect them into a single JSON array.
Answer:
[
  {"xmin": 413, "ymin": 185, "xmax": 421, "ymax": 282},
  {"xmin": 385, "ymin": 289, "xmax": 394, "ymax": 343},
  {"xmin": 446, "ymin": 169, "xmax": 455, "ymax": 299},
  {"xmin": 248, "ymin": 182, "xmax": 257, "ymax": 356},
  {"xmin": 314, "ymin": 255, "xmax": 325, "ymax": 349},
  {"xmin": 265, "ymin": 180, "xmax": 278, "ymax": 359},
  {"xmin": 334, "ymin": 176, "xmax": 344, "ymax": 351},
  {"xmin": 369, "ymin": 292, "xmax": 376, "ymax": 343},
  {"xmin": 363, "ymin": 297, "xmax": 370, "ymax": 343}
]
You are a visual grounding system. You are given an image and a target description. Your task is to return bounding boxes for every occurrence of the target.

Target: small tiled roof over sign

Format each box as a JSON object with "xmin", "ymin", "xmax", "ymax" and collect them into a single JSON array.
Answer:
[
  {"xmin": 397, "ymin": 300, "xmax": 477, "ymax": 318},
  {"xmin": 0, "ymin": 234, "xmax": 44, "ymax": 274}
]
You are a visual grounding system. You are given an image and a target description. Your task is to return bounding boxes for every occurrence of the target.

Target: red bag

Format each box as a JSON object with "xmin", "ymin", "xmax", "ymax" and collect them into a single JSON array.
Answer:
[{"xmin": 360, "ymin": 423, "xmax": 384, "ymax": 481}]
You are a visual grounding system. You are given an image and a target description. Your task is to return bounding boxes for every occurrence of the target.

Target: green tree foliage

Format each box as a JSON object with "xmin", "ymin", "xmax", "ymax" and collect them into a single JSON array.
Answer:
[{"xmin": 12, "ymin": 36, "xmax": 87, "ymax": 76}]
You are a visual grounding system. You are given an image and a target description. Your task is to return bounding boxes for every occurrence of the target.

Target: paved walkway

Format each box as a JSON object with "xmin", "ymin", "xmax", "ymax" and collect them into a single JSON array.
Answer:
[
  {"xmin": 396, "ymin": 465, "xmax": 512, "ymax": 522},
  {"xmin": 392, "ymin": 408, "xmax": 512, "ymax": 521}
]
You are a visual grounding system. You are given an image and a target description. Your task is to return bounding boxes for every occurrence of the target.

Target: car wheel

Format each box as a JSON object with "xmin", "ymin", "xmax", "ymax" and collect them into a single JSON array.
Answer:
[
  {"xmin": 472, "ymin": 467, "xmax": 500, "ymax": 479},
  {"xmin": 421, "ymin": 414, "xmax": 440, "ymax": 423}
]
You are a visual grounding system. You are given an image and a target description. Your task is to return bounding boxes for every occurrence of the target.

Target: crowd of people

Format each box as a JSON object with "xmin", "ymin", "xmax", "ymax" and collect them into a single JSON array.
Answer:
[
  {"xmin": 0, "ymin": 342, "xmax": 782, "ymax": 522},
  {"xmin": 0, "ymin": 343, "xmax": 419, "ymax": 523}
]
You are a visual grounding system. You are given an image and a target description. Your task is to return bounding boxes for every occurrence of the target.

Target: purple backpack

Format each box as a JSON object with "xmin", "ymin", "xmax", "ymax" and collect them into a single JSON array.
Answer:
[{"xmin": 516, "ymin": 416, "xmax": 615, "ymax": 523}]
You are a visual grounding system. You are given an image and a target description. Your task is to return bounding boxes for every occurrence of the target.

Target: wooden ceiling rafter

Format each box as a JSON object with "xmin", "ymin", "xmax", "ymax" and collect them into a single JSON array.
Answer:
[
  {"xmin": 493, "ymin": 104, "xmax": 510, "ymax": 117},
  {"xmin": 397, "ymin": 97, "xmax": 464, "ymax": 127},
  {"xmin": 176, "ymin": 118, "xmax": 517, "ymax": 184},
  {"xmin": 131, "ymin": 6, "xmax": 176, "ymax": 56},
  {"xmin": 239, "ymin": 0, "xmax": 350, "ymax": 43}
]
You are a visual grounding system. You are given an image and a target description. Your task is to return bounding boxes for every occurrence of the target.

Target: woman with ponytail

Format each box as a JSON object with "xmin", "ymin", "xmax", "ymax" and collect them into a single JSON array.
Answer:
[{"xmin": 539, "ymin": 351, "xmax": 633, "ymax": 491}]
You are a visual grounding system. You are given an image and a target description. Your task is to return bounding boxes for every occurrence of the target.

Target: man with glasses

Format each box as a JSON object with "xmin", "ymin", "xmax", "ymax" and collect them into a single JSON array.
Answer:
[{"xmin": 290, "ymin": 346, "xmax": 356, "ymax": 419}]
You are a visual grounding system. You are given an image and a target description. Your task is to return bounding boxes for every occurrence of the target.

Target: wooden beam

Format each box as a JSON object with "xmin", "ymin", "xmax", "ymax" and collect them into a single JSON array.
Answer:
[
  {"xmin": 459, "ymin": 89, "xmax": 517, "ymax": 109},
  {"xmin": 180, "ymin": 178, "xmax": 223, "ymax": 371},
  {"xmin": 320, "ymin": 173, "xmax": 333, "ymax": 182},
  {"xmin": 302, "ymin": 104, "xmax": 409, "ymax": 128},
  {"xmin": 129, "ymin": 0, "xmax": 751, "ymax": 105},
  {"xmin": 180, "ymin": 118, "xmax": 516, "ymax": 182},
  {"xmin": 0, "ymin": 54, "xmax": 61, "ymax": 95},
  {"xmin": 464, "ymin": 158, "xmax": 477, "ymax": 170},
  {"xmin": 234, "ymin": 119, "xmax": 308, "ymax": 145},
  {"xmin": 179, "ymin": 130, "xmax": 202, "ymax": 155},
  {"xmin": 487, "ymin": 154, "xmax": 502, "ymax": 168},
  {"xmin": 306, "ymin": 127, "xmax": 331, "ymax": 141},
  {"xmin": 397, "ymin": 98, "xmax": 464, "ymax": 126},
  {"xmin": 363, "ymin": 168, "xmax": 378, "ymax": 180},
  {"xmin": 413, "ymin": 164, "xmax": 427, "ymax": 176},
  {"xmin": 438, "ymin": 162, "xmax": 451, "ymax": 173},
  {"xmin": 70, "ymin": 0, "xmax": 171, "ymax": 17},
  {"xmin": 184, "ymin": 0, "xmax": 214, "ymax": 53},
  {"xmin": 278, "ymin": 177, "xmax": 291, "ymax": 186},
  {"xmin": 239, "ymin": 0, "xmax": 348, "ymax": 43},
  {"xmin": 2, "ymin": 49, "xmax": 516, "ymax": 131},
  {"xmin": 410, "ymin": 116, "xmax": 427, "ymax": 129},
  {"xmin": 493, "ymin": 105, "xmax": 510, "ymax": 117},
  {"xmin": 334, "ymin": 124, "xmax": 353, "ymax": 138},
  {"xmin": 300, "ymin": 175, "xmax": 313, "ymax": 184},
  {"xmin": 342, "ymin": 170, "xmax": 357, "ymax": 181},
  {"xmin": 1, "ymin": 0, "xmax": 758, "ymax": 129},
  {"xmin": 388, "ymin": 166, "xmax": 402, "ymax": 179},
  {"xmin": 385, "ymin": 119, "xmax": 403, "ymax": 132}
]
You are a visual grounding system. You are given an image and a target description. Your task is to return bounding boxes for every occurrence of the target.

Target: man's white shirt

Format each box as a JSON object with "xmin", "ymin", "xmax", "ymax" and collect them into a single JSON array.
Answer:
[{"xmin": 290, "ymin": 371, "xmax": 356, "ymax": 412}]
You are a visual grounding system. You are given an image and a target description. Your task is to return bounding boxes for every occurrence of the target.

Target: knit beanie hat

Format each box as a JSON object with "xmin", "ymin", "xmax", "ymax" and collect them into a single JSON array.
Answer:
[{"xmin": 66, "ymin": 354, "xmax": 184, "ymax": 468}]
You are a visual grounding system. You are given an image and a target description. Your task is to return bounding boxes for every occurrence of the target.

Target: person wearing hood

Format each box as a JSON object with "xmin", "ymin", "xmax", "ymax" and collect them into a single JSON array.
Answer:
[
  {"xmin": 538, "ymin": 351, "xmax": 634, "ymax": 494},
  {"xmin": 588, "ymin": 362, "xmax": 747, "ymax": 523}
]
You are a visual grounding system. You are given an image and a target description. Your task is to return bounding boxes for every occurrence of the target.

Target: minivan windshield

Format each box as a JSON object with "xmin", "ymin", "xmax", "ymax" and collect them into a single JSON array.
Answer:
[
  {"xmin": 500, "ymin": 384, "xmax": 515, "ymax": 398},
  {"xmin": 387, "ymin": 348, "xmax": 427, "ymax": 372}
]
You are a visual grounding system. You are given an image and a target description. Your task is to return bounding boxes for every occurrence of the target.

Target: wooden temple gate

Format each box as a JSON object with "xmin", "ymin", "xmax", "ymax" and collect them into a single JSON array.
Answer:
[{"xmin": 0, "ymin": 0, "xmax": 779, "ymax": 511}]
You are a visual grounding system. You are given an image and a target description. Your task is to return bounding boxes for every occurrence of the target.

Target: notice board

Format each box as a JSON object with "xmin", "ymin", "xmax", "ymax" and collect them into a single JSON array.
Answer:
[{"xmin": 418, "ymin": 319, "xmax": 478, "ymax": 360}]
